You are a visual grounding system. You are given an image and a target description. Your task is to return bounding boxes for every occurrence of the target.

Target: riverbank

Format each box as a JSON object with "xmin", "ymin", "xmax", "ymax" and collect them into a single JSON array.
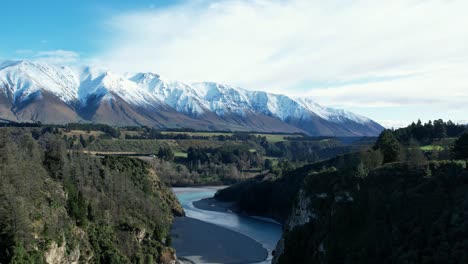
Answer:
[
  {"xmin": 192, "ymin": 197, "xmax": 237, "ymax": 214},
  {"xmin": 193, "ymin": 197, "xmax": 282, "ymax": 225},
  {"xmin": 171, "ymin": 187, "xmax": 282, "ymax": 264}
]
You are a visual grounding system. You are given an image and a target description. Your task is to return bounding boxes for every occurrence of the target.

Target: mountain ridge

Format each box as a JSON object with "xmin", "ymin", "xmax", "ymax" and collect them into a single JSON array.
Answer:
[{"xmin": 0, "ymin": 60, "xmax": 384, "ymax": 136}]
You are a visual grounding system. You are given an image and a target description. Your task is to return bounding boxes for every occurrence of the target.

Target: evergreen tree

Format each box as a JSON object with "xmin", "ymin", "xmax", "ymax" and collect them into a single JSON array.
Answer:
[
  {"xmin": 374, "ymin": 130, "xmax": 401, "ymax": 163},
  {"xmin": 406, "ymin": 139, "xmax": 427, "ymax": 166},
  {"xmin": 79, "ymin": 135, "xmax": 87, "ymax": 148},
  {"xmin": 157, "ymin": 146, "xmax": 174, "ymax": 162},
  {"xmin": 355, "ymin": 161, "xmax": 369, "ymax": 179},
  {"xmin": 453, "ymin": 133, "xmax": 468, "ymax": 159},
  {"xmin": 433, "ymin": 119, "xmax": 447, "ymax": 139},
  {"xmin": 264, "ymin": 159, "xmax": 274, "ymax": 171}
]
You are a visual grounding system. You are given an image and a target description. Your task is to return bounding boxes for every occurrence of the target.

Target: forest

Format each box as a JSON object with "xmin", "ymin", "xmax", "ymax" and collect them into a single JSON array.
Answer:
[
  {"xmin": 2, "ymin": 119, "xmax": 466, "ymax": 263},
  {"xmin": 216, "ymin": 120, "xmax": 468, "ymax": 263},
  {"xmin": 47, "ymin": 123, "xmax": 366, "ymax": 186},
  {"xmin": 0, "ymin": 127, "xmax": 183, "ymax": 263}
]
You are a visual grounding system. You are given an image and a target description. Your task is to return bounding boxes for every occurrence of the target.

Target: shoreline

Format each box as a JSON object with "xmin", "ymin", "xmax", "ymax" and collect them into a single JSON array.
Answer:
[
  {"xmin": 192, "ymin": 197, "xmax": 238, "ymax": 214},
  {"xmin": 171, "ymin": 187, "xmax": 282, "ymax": 264},
  {"xmin": 172, "ymin": 186, "xmax": 228, "ymax": 193},
  {"xmin": 193, "ymin": 197, "xmax": 283, "ymax": 225}
]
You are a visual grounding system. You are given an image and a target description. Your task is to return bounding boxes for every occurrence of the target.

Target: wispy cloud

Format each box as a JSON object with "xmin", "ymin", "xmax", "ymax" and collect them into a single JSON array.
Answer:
[
  {"xmin": 34, "ymin": 50, "xmax": 80, "ymax": 64},
  {"xmin": 10, "ymin": 49, "xmax": 80, "ymax": 64},
  {"xmin": 93, "ymin": 0, "xmax": 468, "ymax": 125},
  {"xmin": 98, "ymin": 0, "xmax": 468, "ymax": 104},
  {"xmin": 307, "ymin": 62, "xmax": 468, "ymax": 108}
]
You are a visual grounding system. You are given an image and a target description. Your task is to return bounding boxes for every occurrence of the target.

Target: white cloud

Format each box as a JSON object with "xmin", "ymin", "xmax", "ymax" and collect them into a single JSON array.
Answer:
[
  {"xmin": 377, "ymin": 120, "xmax": 413, "ymax": 129},
  {"xmin": 306, "ymin": 62, "xmax": 468, "ymax": 109},
  {"xmin": 34, "ymin": 50, "xmax": 80, "ymax": 64},
  {"xmin": 96, "ymin": 0, "xmax": 468, "ymax": 123},
  {"xmin": 10, "ymin": 49, "xmax": 81, "ymax": 64}
]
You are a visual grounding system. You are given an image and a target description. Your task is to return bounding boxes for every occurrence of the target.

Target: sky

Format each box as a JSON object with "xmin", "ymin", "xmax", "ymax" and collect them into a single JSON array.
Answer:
[{"xmin": 1, "ymin": 0, "xmax": 467, "ymax": 128}]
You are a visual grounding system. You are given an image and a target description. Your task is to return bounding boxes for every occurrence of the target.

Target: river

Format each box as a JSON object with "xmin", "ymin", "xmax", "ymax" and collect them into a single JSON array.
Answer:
[{"xmin": 171, "ymin": 187, "xmax": 282, "ymax": 264}]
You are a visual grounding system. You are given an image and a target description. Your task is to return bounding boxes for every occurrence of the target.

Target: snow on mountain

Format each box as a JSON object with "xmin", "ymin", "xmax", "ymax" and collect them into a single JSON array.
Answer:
[
  {"xmin": 0, "ymin": 60, "xmax": 160, "ymax": 108},
  {"xmin": 130, "ymin": 72, "xmax": 206, "ymax": 115},
  {"xmin": 79, "ymin": 70, "xmax": 159, "ymax": 107},
  {"xmin": 294, "ymin": 97, "xmax": 372, "ymax": 124},
  {"xmin": 190, "ymin": 82, "xmax": 253, "ymax": 117},
  {"xmin": 186, "ymin": 82, "xmax": 373, "ymax": 125},
  {"xmin": 0, "ymin": 60, "xmax": 383, "ymax": 135},
  {"xmin": 0, "ymin": 60, "xmax": 79, "ymax": 103}
]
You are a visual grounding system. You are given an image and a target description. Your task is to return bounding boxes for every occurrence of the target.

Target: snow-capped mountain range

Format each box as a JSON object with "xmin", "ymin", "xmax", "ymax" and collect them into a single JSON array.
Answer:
[{"xmin": 0, "ymin": 60, "xmax": 383, "ymax": 136}]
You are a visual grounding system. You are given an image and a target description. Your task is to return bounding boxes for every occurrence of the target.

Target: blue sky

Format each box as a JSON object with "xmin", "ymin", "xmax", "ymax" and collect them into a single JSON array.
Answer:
[
  {"xmin": 1, "ymin": 0, "xmax": 178, "ymax": 58},
  {"xmin": 2, "ymin": 0, "xmax": 468, "ymax": 128}
]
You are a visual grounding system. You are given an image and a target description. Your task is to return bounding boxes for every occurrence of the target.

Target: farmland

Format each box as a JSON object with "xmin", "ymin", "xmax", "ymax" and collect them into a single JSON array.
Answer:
[{"xmin": 56, "ymin": 126, "xmax": 370, "ymax": 186}]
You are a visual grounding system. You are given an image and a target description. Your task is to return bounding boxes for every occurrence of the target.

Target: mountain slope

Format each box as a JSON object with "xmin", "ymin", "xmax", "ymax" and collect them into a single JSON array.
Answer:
[
  {"xmin": 0, "ymin": 128, "xmax": 183, "ymax": 263},
  {"xmin": 216, "ymin": 156, "xmax": 468, "ymax": 264},
  {"xmin": 0, "ymin": 60, "xmax": 384, "ymax": 136}
]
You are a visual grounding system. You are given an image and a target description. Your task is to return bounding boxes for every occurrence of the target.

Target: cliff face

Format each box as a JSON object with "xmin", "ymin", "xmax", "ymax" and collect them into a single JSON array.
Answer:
[
  {"xmin": 272, "ymin": 161, "xmax": 468, "ymax": 264},
  {"xmin": 272, "ymin": 175, "xmax": 357, "ymax": 264},
  {"xmin": 217, "ymin": 147, "xmax": 468, "ymax": 264},
  {"xmin": 0, "ymin": 128, "xmax": 183, "ymax": 263},
  {"xmin": 214, "ymin": 152, "xmax": 371, "ymax": 224},
  {"xmin": 44, "ymin": 241, "xmax": 82, "ymax": 264},
  {"xmin": 272, "ymin": 189, "xmax": 314, "ymax": 264}
]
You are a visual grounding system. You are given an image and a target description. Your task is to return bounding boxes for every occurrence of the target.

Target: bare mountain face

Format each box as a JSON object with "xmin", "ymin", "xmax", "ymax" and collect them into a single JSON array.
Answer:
[{"xmin": 0, "ymin": 60, "xmax": 383, "ymax": 136}]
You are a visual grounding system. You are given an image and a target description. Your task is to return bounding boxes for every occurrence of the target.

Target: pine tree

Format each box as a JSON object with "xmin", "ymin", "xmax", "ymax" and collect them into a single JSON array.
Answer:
[
  {"xmin": 453, "ymin": 133, "xmax": 468, "ymax": 159},
  {"xmin": 374, "ymin": 130, "xmax": 401, "ymax": 163},
  {"xmin": 79, "ymin": 135, "xmax": 87, "ymax": 148}
]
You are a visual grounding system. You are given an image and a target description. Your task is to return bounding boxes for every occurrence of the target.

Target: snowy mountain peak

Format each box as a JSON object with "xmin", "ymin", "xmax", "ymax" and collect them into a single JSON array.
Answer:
[
  {"xmin": 0, "ymin": 60, "xmax": 79, "ymax": 103},
  {"xmin": 130, "ymin": 72, "xmax": 161, "ymax": 82},
  {"xmin": 0, "ymin": 60, "xmax": 383, "ymax": 136},
  {"xmin": 295, "ymin": 97, "xmax": 372, "ymax": 124}
]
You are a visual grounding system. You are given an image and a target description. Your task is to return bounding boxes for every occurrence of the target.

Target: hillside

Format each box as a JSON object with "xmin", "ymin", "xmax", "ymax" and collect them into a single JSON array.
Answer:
[
  {"xmin": 0, "ymin": 60, "xmax": 383, "ymax": 136},
  {"xmin": 274, "ymin": 160, "xmax": 468, "ymax": 263},
  {"xmin": 0, "ymin": 127, "xmax": 183, "ymax": 263},
  {"xmin": 215, "ymin": 120, "xmax": 468, "ymax": 264}
]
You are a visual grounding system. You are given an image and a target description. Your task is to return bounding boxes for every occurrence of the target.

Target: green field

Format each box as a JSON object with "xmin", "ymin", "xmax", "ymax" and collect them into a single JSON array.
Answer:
[
  {"xmin": 161, "ymin": 131, "xmax": 302, "ymax": 143},
  {"xmin": 252, "ymin": 133, "xmax": 302, "ymax": 143},
  {"xmin": 420, "ymin": 145, "xmax": 444, "ymax": 151},
  {"xmin": 161, "ymin": 131, "xmax": 234, "ymax": 137},
  {"xmin": 86, "ymin": 138, "xmax": 243, "ymax": 153},
  {"xmin": 87, "ymin": 139, "xmax": 166, "ymax": 153},
  {"xmin": 174, "ymin": 151, "xmax": 188, "ymax": 158}
]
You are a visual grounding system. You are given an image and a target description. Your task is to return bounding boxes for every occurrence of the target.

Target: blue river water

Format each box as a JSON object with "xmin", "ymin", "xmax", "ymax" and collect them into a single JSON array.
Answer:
[{"xmin": 173, "ymin": 187, "xmax": 282, "ymax": 263}]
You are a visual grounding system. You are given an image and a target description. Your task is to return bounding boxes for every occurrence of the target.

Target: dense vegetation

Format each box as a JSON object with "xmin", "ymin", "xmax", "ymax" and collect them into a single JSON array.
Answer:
[
  {"xmin": 392, "ymin": 119, "xmax": 466, "ymax": 145},
  {"xmin": 2, "ymin": 119, "xmax": 467, "ymax": 263},
  {"xmin": 73, "ymin": 125, "xmax": 365, "ymax": 186},
  {"xmin": 216, "ymin": 120, "xmax": 468, "ymax": 264},
  {"xmin": 453, "ymin": 133, "xmax": 468, "ymax": 159},
  {"xmin": 278, "ymin": 160, "xmax": 468, "ymax": 264},
  {"xmin": 0, "ymin": 127, "xmax": 182, "ymax": 263},
  {"xmin": 0, "ymin": 122, "xmax": 369, "ymax": 186},
  {"xmin": 216, "ymin": 149, "xmax": 384, "ymax": 222},
  {"xmin": 372, "ymin": 120, "xmax": 467, "ymax": 164}
]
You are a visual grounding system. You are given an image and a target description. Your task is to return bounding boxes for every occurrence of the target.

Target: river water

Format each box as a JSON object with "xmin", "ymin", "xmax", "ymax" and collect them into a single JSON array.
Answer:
[{"xmin": 172, "ymin": 187, "xmax": 282, "ymax": 264}]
